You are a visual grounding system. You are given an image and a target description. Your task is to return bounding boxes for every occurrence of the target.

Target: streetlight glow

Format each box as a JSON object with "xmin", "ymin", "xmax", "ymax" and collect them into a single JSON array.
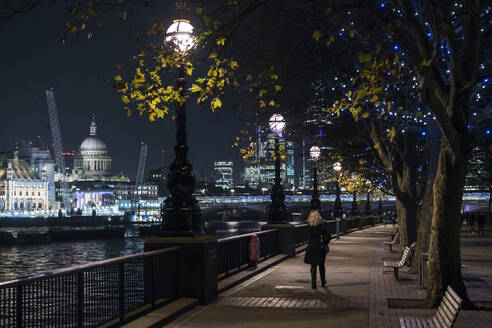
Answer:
[
  {"xmin": 269, "ymin": 114, "xmax": 286, "ymax": 134},
  {"xmin": 333, "ymin": 161, "xmax": 342, "ymax": 171},
  {"xmin": 165, "ymin": 19, "xmax": 196, "ymax": 54},
  {"xmin": 309, "ymin": 146, "xmax": 321, "ymax": 160}
]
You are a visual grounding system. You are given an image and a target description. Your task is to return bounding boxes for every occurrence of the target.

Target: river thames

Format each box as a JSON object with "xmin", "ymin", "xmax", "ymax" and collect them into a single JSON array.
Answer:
[{"xmin": 0, "ymin": 221, "xmax": 262, "ymax": 282}]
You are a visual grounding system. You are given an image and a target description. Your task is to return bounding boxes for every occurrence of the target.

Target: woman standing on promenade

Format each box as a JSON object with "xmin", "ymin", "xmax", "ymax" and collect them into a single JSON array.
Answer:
[{"xmin": 304, "ymin": 210, "xmax": 331, "ymax": 289}]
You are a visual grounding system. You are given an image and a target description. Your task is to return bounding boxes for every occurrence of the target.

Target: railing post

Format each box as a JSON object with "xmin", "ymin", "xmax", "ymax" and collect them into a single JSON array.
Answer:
[
  {"xmin": 77, "ymin": 272, "xmax": 84, "ymax": 328},
  {"xmin": 151, "ymin": 256, "xmax": 156, "ymax": 307},
  {"xmin": 238, "ymin": 239, "xmax": 241, "ymax": 271},
  {"xmin": 16, "ymin": 285, "xmax": 22, "ymax": 328},
  {"xmin": 119, "ymin": 263, "xmax": 125, "ymax": 322}
]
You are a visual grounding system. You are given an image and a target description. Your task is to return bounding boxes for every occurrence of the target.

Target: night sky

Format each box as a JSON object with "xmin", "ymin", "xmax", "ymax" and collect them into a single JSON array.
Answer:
[{"xmin": 0, "ymin": 2, "xmax": 242, "ymax": 181}]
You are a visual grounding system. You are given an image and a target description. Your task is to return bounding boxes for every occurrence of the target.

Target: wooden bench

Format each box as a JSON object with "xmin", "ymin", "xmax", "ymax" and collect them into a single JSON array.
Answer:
[
  {"xmin": 400, "ymin": 286, "xmax": 462, "ymax": 328},
  {"xmin": 384, "ymin": 231, "xmax": 399, "ymax": 252},
  {"xmin": 383, "ymin": 242, "xmax": 415, "ymax": 280}
]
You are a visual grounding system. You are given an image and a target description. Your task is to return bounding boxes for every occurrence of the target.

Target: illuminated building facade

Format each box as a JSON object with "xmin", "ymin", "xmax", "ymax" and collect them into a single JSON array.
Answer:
[
  {"xmin": 18, "ymin": 142, "xmax": 56, "ymax": 204},
  {"xmin": 0, "ymin": 149, "xmax": 49, "ymax": 211},
  {"xmin": 243, "ymin": 127, "xmax": 294, "ymax": 190},
  {"xmin": 214, "ymin": 161, "xmax": 234, "ymax": 189},
  {"xmin": 74, "ymin": 115, "xmax": 112, "ymax": 177}
]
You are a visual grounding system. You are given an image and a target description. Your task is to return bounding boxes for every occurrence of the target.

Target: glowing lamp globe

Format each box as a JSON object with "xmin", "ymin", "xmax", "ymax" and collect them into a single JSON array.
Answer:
[
  {"xmin": 310, "ymin": 146, "xmax": 321, "ymax": 160},
  {"xmin": 269, "ymin": 114, "xmax": 286, "ymax": 134},
  {"xmin": 333, "ymin": 162, "xmax": 342, "ymax": 172},
  {"xmin": 165, "ymin": 19, "xmax": 196, "ymax": 54}
]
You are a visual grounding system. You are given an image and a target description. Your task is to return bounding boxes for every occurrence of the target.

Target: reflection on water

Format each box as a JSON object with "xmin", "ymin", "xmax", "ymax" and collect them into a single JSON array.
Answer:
[
  {"xmin": 0, "ymin": 237, "xmax": 146, "ymax": 282},
  {"xmin": 0, "ymin": 220, "xmax": 263, "ymax": 282}
]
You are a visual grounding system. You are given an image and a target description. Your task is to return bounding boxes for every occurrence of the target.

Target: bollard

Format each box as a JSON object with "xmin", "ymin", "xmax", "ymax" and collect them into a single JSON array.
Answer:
[
  {"xmin": 336, "ymin": 218, "xmax": 340, "ymax": 239},
  {"xmin": 419, "ymin": 252, "xmax": 429, "ymax": 288}
]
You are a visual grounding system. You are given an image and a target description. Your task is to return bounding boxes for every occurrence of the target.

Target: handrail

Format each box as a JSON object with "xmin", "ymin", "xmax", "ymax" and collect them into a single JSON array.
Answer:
[
  {"xmin": 217, "ymin": 228, "xmax": 278, "ymax": 243},
  {"xmin": 0, "ymin": 247, "xmax": 181, "ymax": 288}
]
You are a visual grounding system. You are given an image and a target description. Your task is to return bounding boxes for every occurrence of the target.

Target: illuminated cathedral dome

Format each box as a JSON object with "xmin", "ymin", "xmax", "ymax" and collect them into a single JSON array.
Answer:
[{"xmin": 74, "ymin": 115, "xmax": 112, "ymax": 176}]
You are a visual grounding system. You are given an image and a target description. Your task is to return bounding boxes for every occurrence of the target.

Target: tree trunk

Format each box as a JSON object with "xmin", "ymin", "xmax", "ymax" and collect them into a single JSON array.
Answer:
[
  {"xmin": 396, "ymin": 196, "xmax": 417, "ymax": 247},
  {"xmin": 411, "ymin": 125, "xmax": 441, "ymax": 273},
  {"xmin": 426, "ymin": 137, "xmax": 471, "ymax": 307},
  {"xmin": 393, "ymin": 133, "xmax": 418, "ymax": 246}
]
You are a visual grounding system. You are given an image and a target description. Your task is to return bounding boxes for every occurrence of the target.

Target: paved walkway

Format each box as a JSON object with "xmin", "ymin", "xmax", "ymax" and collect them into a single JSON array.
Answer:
[{"xmin": 168, "ymin": 225, "xmax": 492, "ymax": 328}]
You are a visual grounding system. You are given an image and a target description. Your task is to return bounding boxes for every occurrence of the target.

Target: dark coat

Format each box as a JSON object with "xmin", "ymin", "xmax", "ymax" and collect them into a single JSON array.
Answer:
[{"xmin": 304, "ymin": 222, "xmax": 331, "ymax": 265}]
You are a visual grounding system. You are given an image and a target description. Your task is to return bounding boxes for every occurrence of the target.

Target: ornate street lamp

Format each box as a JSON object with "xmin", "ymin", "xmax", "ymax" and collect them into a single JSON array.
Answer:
[
  {"xmin": 332, "ymin": 161, "xmax": 343, "ymax": 218},
  {"xmin": 309, "ymin": 146, "xmax": 321, "ymax": 211},
  {"xmin": 268, "ymin": 114, "xmax": 287, "ymax": 223},
  {"xmin": 160, "ymin": 19, "xmax": 201, "ymax": 236}
]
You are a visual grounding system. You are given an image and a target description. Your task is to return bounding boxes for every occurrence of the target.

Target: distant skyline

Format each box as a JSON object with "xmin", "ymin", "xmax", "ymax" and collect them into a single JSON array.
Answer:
[{"xmin": 0, "ymin": 2, "xmax": 242, "ymax": 180}]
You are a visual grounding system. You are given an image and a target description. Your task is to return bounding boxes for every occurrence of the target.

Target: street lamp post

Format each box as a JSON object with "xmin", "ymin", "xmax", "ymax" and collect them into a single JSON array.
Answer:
[
  {"xmin": 160, "ymin": 19, "xmax": 201, "ymax": 236},
  {"xmin": 268, "ymin": 114, "xmax": 287, "ymax": 223},
  {"xmin": 309, "ymin": 146, "xmax": 321, "ymax": 211},
  {"xmin": 332, "ymin": 162, "xmax": 343, "ymax": 218}
]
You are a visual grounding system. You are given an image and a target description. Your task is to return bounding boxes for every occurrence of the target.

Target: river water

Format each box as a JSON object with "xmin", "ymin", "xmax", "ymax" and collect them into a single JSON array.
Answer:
[{"xmin": 0, "ymin": 221, "xmax": 262, "ymax": 282}]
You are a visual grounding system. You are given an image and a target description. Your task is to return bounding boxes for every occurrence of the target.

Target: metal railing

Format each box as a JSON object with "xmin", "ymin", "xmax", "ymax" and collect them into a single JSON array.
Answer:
[
  {"xmin": 294, "ymin": 224, "xmax": 309, "ymax": 246},
  {"xmin": 0, "ymin": 247, "xmax": 180, "ymax": 328},
  {"xmin": 216, "ymin": 229, "xmax": 280, "ymax": 278}
]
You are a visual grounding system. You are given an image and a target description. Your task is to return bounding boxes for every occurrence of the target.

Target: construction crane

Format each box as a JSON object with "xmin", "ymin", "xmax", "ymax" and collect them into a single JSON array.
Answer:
[
  {"xmin": 132, "ymin": 143, "xmax": 148, "ymax": 217},
  {"xmin": 45, "ymin": 90, "xmax": 70, "ymax": 210},
  {"xmin": 136, "ymin": 143, "xmax": 148, "ymax": 185}
]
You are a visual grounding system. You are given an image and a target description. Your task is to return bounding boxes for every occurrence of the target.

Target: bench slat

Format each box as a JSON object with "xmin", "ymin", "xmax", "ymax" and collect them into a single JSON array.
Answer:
[
  {"xmin": 446, "ymin": 286, "xmax": 462, "ymax": 306},
  {"xmin": 442, "ymin": 295, "xmax": 459, "ymax": 312},
  {"xmin": 415, "ymin": 317, "xmax": 425, "ymax": 328},
  {"xmin": 443, "ymin": 290, "xmax": 461, "ymax": 311},
  {"xmin": 401, "ymin": 287, "xmax": 461, "ymax": 328},
  {"xmin": 427, "ymin": 318, "xmax": 436, "ymax": 328},
  {"xmin": 437, "ymin": 302, "xmax": 454, "ymax": 324},
  {"xmin": 439, "ymin": 298, "xmax": 456, "ymax": 322},
  {"xmin": 432, "ymin": 316, "xmax": 443, "ymax": 328},
  {"xmin": 435, "ymin": 308, "xmax": 452, "ymax": 328}
]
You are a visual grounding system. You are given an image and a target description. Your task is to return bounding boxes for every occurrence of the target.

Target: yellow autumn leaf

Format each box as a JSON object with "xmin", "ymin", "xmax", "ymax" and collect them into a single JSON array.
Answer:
[
  {"xmin": 269, "ymin": 100, "xmax": 275, "ymax": 106},
  {"xmin": 121, "ymin": 95, "xmax": 130, "ymax": 104},
  {"xmin": 114, "ymin": 75, "xmax": 123, "ymax": 82},
  {"xmin": 369, "ymin": 95, "xmax": 379, "ymax": 103},
  {"xmin": 362, "ymin": 112, "xmax": 370, "ymax": 119},
  {"xmin": 229, "ymin": 61, "xmax": 239, "ymax": 69},
  {"xmin": 313, "ymin": 30, "xmax": 323, "ymax": 42},
  {"xmin": 326, "ymin": 36, "xmax": 335, "ymax": 46},
  {"xmin": 259, "ymin": 100, "xmax": 266, "ymax": 108},
  {"xmin": 209, "ymin": 52, "xmax": 218, "ymax": 59},
  {"xmin": 186, "ymin": 66, "xmax": 194, "ymax": 76},
  {"xmin": 190, "ymin": 84, "xmax": 202, "ymax": 93},
  {"xmin": 275, "ymin": 85, "xmax": 282, "ymax": 91},
  {"xmin": 216, "ymin": 38, "xmax": 226, "ymax": 46},
  {"xmin": 211, "ymin": 97, "xmax": 222, "ymax": 109},
  {"xmin": 387, "ymin": 127, "xmax": 396, "ymax": 142}
]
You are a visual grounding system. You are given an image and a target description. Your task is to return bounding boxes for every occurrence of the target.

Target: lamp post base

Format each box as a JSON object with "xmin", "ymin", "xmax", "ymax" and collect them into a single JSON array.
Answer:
[
  {"xmin": 144, "ymin": 235, "xmax": 217, "ymax": 304},
  {"xmin": 161, "ymin": 206, "xmax": 202, "ymax": 237}
]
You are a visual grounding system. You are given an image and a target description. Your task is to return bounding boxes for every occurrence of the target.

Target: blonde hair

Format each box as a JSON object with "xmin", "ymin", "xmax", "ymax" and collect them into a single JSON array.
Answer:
[{"xmin": 307, "ymin": 210, "xmax": 323, "ymax": 227}]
